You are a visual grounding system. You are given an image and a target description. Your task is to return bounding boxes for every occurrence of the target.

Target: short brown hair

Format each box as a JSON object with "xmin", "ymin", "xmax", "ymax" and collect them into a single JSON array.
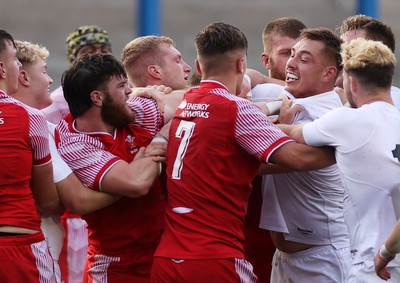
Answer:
[
  {"xmin": 195, "ymin": 22, "xmax": 247, "ymax": 74},
  {"xmin": 339, "ymin": 14, "xmax": 395, "ymax": 52},
  {"xmin": 262, "ymin": 17, "xmax": 306, "ymax": 53},
  {"xmin": 300, "ymin": 28, "xmax": 343, "ymax": 71}
]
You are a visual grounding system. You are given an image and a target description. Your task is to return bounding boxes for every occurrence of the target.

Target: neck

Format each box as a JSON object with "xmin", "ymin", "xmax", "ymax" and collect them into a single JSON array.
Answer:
[
  {"xmin": 75, "ymin": 108, "xmax": 114, "ymax": 134},
  {"xmin": 203, "ymin": 74, "xmax": 239, "ymax": 95},
  {"xmin": 356, "ymin": 89, "xmax": 393, "ymax": 108},
  {"xmin": 8, "ymin": 91, "xmax": 34, "ymax": 108},
  {"xmin": 0, "ymin": 82, "xmax": 8, "ymax": 94}
]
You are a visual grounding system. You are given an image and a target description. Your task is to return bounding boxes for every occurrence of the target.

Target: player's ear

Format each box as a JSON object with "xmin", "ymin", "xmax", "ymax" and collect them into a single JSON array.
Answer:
[
  {"xmin": 261, "ymin": 52, "xmax": 270, "ymax": 69},
  {"xmin": 0, "ymin": 62, "xmax": 5, "ymax": 79},
  {"xmin": 195, "ymin": 59, "xmax": 202, "ymax": 76},
  {"xmin": 148, "ymin": 65, "xmax": 162, "ymax": 79},
  {"xmin": 237, "ymin": 56, "xmax": 245, "ymax": 74},
  {"xmin": 349, "ymin": 75, "xmax": 358, "ymax": 93},
  {"xmin": 322, "ymin": 66, "xmax": 337, "ymax": 83},
  {"xmin": 90, "ymin": 90, "xmax": 104, "ymax": 107},
  {"xmin": 18, "ymin": 70, "xmax": 30, "ymax": 87}
]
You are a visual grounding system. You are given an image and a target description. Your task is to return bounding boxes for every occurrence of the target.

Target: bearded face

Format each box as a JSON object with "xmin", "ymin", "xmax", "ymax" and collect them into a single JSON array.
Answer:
[
  {"xmin": 268, "ymin": 56, "xmax": 287, "ymax": 81},
  {"xmin": 101, "ymin": 90, "xmax": 135, "ymax": 128}
]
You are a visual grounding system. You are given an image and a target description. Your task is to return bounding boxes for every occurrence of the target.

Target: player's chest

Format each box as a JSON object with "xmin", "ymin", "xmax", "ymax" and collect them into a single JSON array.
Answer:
[{"xmin": 97, "ymin": 130, "xmax": 144, "ymax": 162}]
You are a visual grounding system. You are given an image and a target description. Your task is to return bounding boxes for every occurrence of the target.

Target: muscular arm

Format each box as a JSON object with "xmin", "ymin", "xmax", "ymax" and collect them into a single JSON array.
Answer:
[
  {"xmin": 269, "ymin": 142, "xmax": 336, "ymax": 171},
  {"xmin": 277, "ymin": 124, "xmax": 306, "ymax": 144},
  {"xmin": 31, "ymin": 163, "xmax": 64, "ymax": 217},
  {"xmin": 101, "ymin": 148, "xmax": 161, "ymax": 198},
  {"xmin": 130, "ymin": 86, "xmax": 185, "ymax": 125},
  {"xmin": 246, "ymin": 68, "xmax": 284, "ymax": 88},
  {"xmin": 56, "ymin": 173, "xmax": 121, "ymax": 215},
  {"xmin": 163, "ymin": 89, "xmax": 185, "ymax": 123},
  {"xmin": 258, "ymin": 163, "xmax": 291, "ymax": 175}
]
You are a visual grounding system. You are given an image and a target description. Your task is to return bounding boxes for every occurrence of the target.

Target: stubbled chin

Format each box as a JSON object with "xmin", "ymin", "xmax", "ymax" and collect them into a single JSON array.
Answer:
[{"xmin": 284, "ymin": 82, "xmax": 296, "ymax": 92}]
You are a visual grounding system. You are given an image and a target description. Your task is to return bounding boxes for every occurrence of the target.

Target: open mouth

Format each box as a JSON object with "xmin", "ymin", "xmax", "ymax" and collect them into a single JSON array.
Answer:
[{"xmin": 286, "ymin": 72, "xmax": 299, "ymax": 82}]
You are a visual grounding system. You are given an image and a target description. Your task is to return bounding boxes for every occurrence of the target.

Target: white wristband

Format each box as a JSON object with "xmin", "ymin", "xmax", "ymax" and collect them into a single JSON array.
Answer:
[
  {"xmin": 151, "ymin": 134, "xmax": 168, "ymax": 143},
  {"xmin": 243, "ymin": 74, "xmax": 251, "ymax": 86},
  {"xmin": 380, "ymin": 243, "xmax": 395, "ymax": 258},
  {"xmin": 264, "ymin": 100, "xmax": 283, "ymax": 115}
]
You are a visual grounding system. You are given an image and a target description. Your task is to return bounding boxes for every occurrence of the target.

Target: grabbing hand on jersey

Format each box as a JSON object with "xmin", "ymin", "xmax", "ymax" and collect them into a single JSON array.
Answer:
[
  {"xmin": 144, "ymin": 141, "xmax": 167, "ymax": 162},
  {"xmin": 278, "ymin": 96, "xmax": 302, "ymax": 124},
  {"xmin": 130, "ymin": 85, "xmax": 172, "ymax": 113}
]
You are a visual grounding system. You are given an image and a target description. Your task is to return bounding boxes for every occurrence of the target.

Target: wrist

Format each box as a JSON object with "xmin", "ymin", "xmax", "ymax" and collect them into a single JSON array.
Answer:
[
  {"xmin": 264, "ymin": 100, "xmax": 282, "ymax": 115},
  {"xmin": 151, "ymin": 133, "xmax": 168, "ymax": 143},
  {"xmin": 380, "ymin": 243, "xmax": 395, "ymax": 258},
  {"xmin": 378, "ymin": 243, "xmax": 396, "ymax": 263}
]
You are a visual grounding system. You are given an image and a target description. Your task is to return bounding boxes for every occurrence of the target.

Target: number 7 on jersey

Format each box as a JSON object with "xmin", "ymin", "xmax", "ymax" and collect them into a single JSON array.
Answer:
[{"xmin": 172, "ymin": 120, "xmax": 195, "ymax": 180}]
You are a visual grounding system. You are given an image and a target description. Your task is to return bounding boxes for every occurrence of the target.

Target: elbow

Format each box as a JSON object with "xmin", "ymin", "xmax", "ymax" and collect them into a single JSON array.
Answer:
[
  {"xmin": 126, "ymin": 179, "xmax": 154, "ymax": 198},
  {"xmin": 38, "ymin": 199, "xmax": 64, "ymax": 217},
  {"xmin": 62, "ymin": 199, "xmax": 86, "ymax": 215}
]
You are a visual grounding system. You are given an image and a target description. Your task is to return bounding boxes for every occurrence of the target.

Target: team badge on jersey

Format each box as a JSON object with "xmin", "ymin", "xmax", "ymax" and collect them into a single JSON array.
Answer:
[{"xmin": 125, "ymin": 134, "xmax": 139, "ymax": 154}]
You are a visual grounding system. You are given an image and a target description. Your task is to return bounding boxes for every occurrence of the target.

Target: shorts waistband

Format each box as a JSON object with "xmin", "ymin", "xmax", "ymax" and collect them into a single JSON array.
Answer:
[{"xmin": 277, "ymin": 245, "xmax": 349, "ymax": 259}]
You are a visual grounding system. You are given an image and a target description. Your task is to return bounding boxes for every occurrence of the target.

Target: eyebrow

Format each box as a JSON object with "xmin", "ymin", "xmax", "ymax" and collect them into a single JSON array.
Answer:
[{"xmin": 292, "ymin": 47, "xmax": 313, "ymax": 57}]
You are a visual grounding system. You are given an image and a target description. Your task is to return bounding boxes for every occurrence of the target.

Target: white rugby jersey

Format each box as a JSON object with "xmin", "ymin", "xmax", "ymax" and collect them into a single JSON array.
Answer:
[
  {"xmin": 260, "ymin": 90, "xmax": 349, "ymax": 249},
  {"xmin": 303, "ymin": 101, "xmax": 400, "ymax": 268}
]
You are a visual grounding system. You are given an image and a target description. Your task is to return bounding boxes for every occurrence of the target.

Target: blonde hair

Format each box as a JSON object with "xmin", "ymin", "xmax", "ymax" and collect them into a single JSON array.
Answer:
[
  {"xmin": 121, "ymin": 35, "xmax": 173, "ymax": 67},
  {"xmin": 341, "ymin": 38, "xmax": 396, "ymax": 88},
  {"xmin": 15, "ymin": 40, "xmax": 49, "ymax": 65},
  {"xmin": 342, "ymin": 38, "xmax": 395, "ymax": 70},
  {"xmin": 121, "ymin": 35, "xmax": 174, "ymax": 86}
]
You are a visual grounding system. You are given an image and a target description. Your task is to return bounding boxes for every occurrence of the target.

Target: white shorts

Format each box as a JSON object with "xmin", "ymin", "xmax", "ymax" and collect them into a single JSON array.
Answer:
[
  {"xmin": 66, "ymin": 217, "xmax": 88, "ymax": 283},
  {"xmin": 271, "ymin": 245, "xmax": 351, "ymax": 283},
  {"xmin": 347, "ymin": 261, "xmax": 400, "ymax": 283}
]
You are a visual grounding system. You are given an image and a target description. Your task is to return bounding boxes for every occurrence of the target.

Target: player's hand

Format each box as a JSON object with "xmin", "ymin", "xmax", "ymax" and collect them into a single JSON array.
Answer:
[
  {"xmin": 144, "ymin": 142, "xmax": 167, "ymax": 162},
  {"xmin": 133, "ymin": 147, "xmax": 146, "ymax": 160},
  {"xmin": 278, "ymin": 96, "xmax": 302, "ymax": 124},
  {"xmin": 334, "ymin": 86, "xmax": 347, "ymax": 105},
  {"xmin": 150, "ymin": 85, "xmax": 172, "ymax": 95},
  {"xmin": 130, "ymin": 85, "xmax": 169, "ymax": 113},
  {"xmin": 374, "ymin": 251, "xmax": 395, "ymax": 280}
]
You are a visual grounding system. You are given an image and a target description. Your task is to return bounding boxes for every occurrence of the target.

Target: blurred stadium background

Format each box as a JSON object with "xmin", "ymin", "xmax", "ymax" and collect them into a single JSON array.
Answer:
[{"xmin": 1, "ymin": 0, "xmax": 399, "ymax": 91}]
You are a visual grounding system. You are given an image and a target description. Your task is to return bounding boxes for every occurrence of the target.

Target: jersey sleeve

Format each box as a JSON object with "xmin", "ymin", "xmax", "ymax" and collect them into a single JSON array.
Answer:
[
  {"xmin": 250, "ymin": 83, "xmax": 285, "ymax": 102},
  {"xmin": 302, "ymin": 107, "xmax": 348, "ymax": 147},
  {"xmin": 234, "ymin": 99, "xmax": 293, "ymax": 163},
  {"xmin": 29, "ymin": 109, "xmax": 52, "ymax": 166},
  {"xmin": 56, "ymin": 120, "xmax": 120, "ymax": 191},
  {"xmin": 47, "ymin": 122, "xmax": 72, "ymax": 183},
  {"xmin": 127, "ymin": 96, "xmax": 164, "ymax": 137}
]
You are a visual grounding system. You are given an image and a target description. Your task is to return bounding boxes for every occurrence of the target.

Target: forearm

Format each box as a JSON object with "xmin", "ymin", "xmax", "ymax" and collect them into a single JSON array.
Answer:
[
  {"xmin": 56, "ymin": 173, "xmax": 121, "ymax": 215},
  {"xmin": 384, "ymin": 220, "xmax": 400, "ymax": 255},
  {"xmin": 101, "ymin": 157, "xmax": 161, "ymax": 198},
  {"xmin": 375, "ymin": 225, "xmax": 399, "ymax": 280},
  {"xmin": 31, "ymin": 164, "xmax": 64, "ymax": 217},
  {"xmin": 270, "ymin": 142, "xmax": 336, "ymax": 171},
  {"xmin": 163, "ymin": 89, "xmax": 185, "ymax": 123},
  {"xmin": 258, "ymin": 163, "xmax": 291, "ymax": 175},
  {"xmin": 277, "ymin": 124, "xmax": 306, "ymax": 144},
  {"xmin": 127, "ymin": 157, "xmax": 161, "ymax": 191},
  {"xmin": 246, "ymin": 68, "xmax": 284, "ymax": 88}
]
